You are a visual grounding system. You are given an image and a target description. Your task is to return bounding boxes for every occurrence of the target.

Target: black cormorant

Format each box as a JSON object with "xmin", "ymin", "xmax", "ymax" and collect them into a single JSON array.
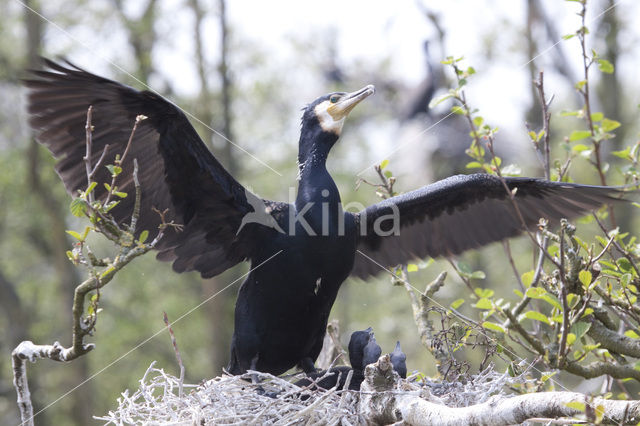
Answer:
[
  {"xmin": 25, "ymin": 59, "xmax": 625, "ymax": 376},
  {"xmin": 390, "ymin": 341, "xmax": 407, "ymax": 379},
  {"xmin": 295, "ymin": 327, "xmax": 390, "ymax": 391}
]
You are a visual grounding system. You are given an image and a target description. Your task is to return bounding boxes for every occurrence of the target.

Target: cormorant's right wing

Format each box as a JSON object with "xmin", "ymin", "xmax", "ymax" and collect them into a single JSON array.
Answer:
[{"xmin": 26, "ymin": 58, "xmax": 282, "ymax": 278}]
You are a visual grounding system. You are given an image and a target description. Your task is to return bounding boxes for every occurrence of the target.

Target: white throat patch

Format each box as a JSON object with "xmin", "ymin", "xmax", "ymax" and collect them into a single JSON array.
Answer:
[{"xmin": 314, "ymin": 101, "xmax": 345, "ymax": 135}]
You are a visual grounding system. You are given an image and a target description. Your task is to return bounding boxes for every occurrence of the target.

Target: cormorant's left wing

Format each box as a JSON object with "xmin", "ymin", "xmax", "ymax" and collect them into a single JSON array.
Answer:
[{"xmin": 351, "ymin": 174, "xmax": 623, "ymax": 280}]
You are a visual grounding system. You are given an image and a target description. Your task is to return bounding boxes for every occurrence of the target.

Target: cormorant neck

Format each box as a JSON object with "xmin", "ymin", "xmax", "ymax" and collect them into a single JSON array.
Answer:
[{"xmin": 297, "ymin": 124, "xmax": 338, "ymax": 180}]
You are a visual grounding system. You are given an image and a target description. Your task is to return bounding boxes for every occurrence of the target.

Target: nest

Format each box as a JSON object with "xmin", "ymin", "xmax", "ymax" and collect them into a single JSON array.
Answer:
[{"xmin": 96, "ymin": 361, "xmax": 533, "ymax": 425}]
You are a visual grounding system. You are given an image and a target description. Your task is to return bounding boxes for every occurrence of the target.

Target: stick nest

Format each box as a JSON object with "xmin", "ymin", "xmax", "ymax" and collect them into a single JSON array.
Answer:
[{"xmin": 96, "ymin": 361, "xmax": 532, "ymax": 425}]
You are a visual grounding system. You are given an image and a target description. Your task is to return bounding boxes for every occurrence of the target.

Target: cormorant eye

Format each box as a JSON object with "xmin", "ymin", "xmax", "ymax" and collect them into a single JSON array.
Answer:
[{"xmin": 329, "ymin": 95, "xmax": 340, "ymax": 103}]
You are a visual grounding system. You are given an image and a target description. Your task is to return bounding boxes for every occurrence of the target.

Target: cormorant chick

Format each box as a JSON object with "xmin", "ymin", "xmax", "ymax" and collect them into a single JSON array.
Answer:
[
  {"xmin": 390, "ymin": 341, "xmax": 407, "ymax": 379},
  {"xmin": 295, "ymin": 327, "xmax": 380, "ymax": 391}
]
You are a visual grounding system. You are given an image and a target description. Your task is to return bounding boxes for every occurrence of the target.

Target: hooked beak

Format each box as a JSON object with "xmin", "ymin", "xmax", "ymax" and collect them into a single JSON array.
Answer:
[{"xmin": 327, "ymin": 84, "xmax": 375, "ymax": 121}]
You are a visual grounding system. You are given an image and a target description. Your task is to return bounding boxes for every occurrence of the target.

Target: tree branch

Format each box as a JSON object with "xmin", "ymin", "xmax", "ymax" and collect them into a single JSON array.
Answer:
[{"xmin": 359, "ymin": 355, "xmax": 640, "ymax": 425}]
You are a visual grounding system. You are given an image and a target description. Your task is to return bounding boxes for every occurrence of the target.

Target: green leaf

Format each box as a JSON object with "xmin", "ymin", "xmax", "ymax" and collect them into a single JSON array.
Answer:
[
  {"xmin": 66, "ymin": 230, "xmax": 84, "ymax": 241},
  {"xmin": 113, "ymin": 191, "xmax": 128, "ymax": 198},
  {"xmin": 139, "ymin": 230, "xmax": 149, "ymax": 244},
  {"xmin": 474, "ymin": 288, "xmax": 494, "ymax": 298},
  {"xmin": 562, "ymin": 34, "xmax": 575, "ymax": 40},
  {"xmin": 70, "ymin": 198, "xmax": 88, "ymax": 217},
  {"xmin": 569, "ymin": 130, "xmax": 592, "ymax": 142},
  {"xmin": 407, "ymin": 263, "xmax": 418, "ymax": 272},
  {"xmin": 451, "ymin": 105, "xmax": 465, "ymax": 115},
  {"xmin": 571, "ymin": 143, "xmax": 590, "ymax": 153},
  {"xmin": 578, "ymin": 270, "xmax": 592, "ymax": 287},
  {"xmin": 566, "ymin": 333, "xmax": 576, "ymax": 346},
  {"xmin": 583, "ymin": 343, "xmax": 601, "ymax": 352},
  {"xmin": 380, "ymin": 159, "xmax": 389, "ymax": 170},
  {"xmin": 617, "ymin": 258, "xmax": 633, "ymax": 273},
  {"xmin": 601, "ymin": 118, "xmax": 621, "ymax": 132},
  {"xmin": 86, "ymin": 181, "xmax": 98, "ymax": 195},
  {"xmin": 470, "ymin": 270, "xmax": 486, "ymax": 280},
  {"xmin": 482, "ymin": 321, "xmax": 505, "ymax": 333},
  {"xmin": 572, "ymin": 322, "xmax": 591, "ymax": 339},
  {"xmin": 474, "ymin": 298, "xmax": 493, "ymax": 310},
  {"xmin": 542, "ymin": 294, "xmax": 563, "ymax": 311},
  {"xmin": 521, "ymin": 310, "xmax": 551, "ymax": 325},
  {"xmin": 612, "ymin": 147, "xmax": 631, "ymax": 159},
  {"xmin": 521, "ymin": 270, "xmax": 535, "ymax": 287},
  {"xmin": 384, "ymin": 170, "xmax": 393, "ymax": 178},
  {"xmin": 473, "ymin": 116, "xmax": 484, "ymax": 127},
  {"xmin": 565, "ymin": 401, "xmax": 586, "ymax": 412},
  {"xmin": 525, "ymin": 287, "xmax": 547, "ymax": 299},
  {"xmin": 466, "ymin": 161, "xmax": 483, "ymax": 169},
  {"xmin": 429, "ymin": 93, "xmax": 452, "ymax": 108},
  {"xmin": 625, "ymin": 330, "xmax": 639, "ymax": 339},
  {"xmin": 541, "ymin": 371, "xmax": 557, "ymax": 382},
  {"xmin": 597, "ymin": 58, "xmax": 614, "ymax": 74},
  {"xmin": 450, "ymin": 298, "xmax": 465, "ymax": 309},
  {"xmin": 457, "ymin": 261, "xmax": 472, "ymax": 274},
  {"xmin": 590, "ymin": 112, "xmax": 604, "ymax": 122}
]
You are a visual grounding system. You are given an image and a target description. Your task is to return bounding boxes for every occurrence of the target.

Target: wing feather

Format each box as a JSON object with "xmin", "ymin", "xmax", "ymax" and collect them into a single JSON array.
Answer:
[
  {"xmin": 352, "ymin": 174, "xmax": 624, "ymax": 279},
  {"xmin": 25, "ymin": 58, "xmax": 283, "ymax": 278}
]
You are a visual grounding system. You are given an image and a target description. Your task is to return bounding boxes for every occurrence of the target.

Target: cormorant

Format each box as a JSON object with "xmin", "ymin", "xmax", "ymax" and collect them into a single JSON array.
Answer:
[
  {"xmin": 26, "ymin": 59, "xmax": 625, "ymax": 377},
  {"xmin": 295, "ymin": 327, "xmax": 390, "ymax": 391},
  {"xmin": 362, "ymin": 334, "xmax": 382, "ymax": 368},
  {"xmin": 390, "ymin": 341, "xmax": 407, "ymax": 379}
]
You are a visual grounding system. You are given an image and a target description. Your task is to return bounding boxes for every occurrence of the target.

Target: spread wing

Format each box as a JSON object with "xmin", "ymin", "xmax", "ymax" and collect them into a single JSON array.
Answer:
[
  {"xmin": 25, "ymin": 58, "xmax": 284, "ymax": 278},
  {"xmin": 351, "ymin": 174, "xmax": 624, "ymax": 279}
]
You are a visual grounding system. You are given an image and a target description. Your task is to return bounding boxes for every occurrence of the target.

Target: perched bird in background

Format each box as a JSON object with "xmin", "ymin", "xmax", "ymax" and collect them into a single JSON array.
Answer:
[
  {"xmin": 390, "ymin": 341, "xmax": 407, "ymax": 379},
  {"xmin": 25, "ymin": 59, "xmax": 628, "ymax": 378},
  {"xmin": 401, "ymin": 40, "xmax": 439, "ymax": 121}
]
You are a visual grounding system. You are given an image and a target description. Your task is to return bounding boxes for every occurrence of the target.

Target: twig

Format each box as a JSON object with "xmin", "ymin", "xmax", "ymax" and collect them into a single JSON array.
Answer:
[
  {"xmin": 163, "ymin": 312, "xmax": 185, "ymax": 398},
  {"xmin": 12, "ymin": 110, "xmax": 163, "ymax": 425},
  {"xmin": 557, "ymin": 223, "xmax": 570, "ymax": 367},
  {"xmin": 533, "ymin": 71, "xmax": 552, "ymax": 180}
]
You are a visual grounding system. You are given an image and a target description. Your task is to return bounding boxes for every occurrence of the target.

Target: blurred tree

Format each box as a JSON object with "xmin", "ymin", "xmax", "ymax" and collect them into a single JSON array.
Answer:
[
  {"xmin": 112, "ymin": 0, "xmax": 158, "ymax": 82},
  {"xmin": 22, "ymin": 0, "xmax": 92, "ymax": 423}
]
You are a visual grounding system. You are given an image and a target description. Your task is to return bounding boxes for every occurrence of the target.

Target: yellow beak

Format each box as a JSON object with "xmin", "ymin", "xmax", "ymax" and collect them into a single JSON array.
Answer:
[{"xmin": 327, "ymin": 84, "xmax": 375, "ymax": 121}]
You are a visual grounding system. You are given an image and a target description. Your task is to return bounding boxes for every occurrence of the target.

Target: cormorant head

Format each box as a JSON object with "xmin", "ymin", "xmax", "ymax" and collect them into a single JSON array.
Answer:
[
  {"xmin": 302, "ymin": 84, "xmax": 375, "ymax": 137},
  {"xmin": 298, "ymin": 85, "xmax": 374, "ymax": 168}
]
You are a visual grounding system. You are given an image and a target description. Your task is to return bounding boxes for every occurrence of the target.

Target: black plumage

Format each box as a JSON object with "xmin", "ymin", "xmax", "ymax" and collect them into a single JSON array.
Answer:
[
  {"xmin": 295, "ymin": 327, "xmax": 376, "ymax": 391},
  {"xmin": 362, "ymin": 335, "xmax": 382, "ymax": 367},
  {"xmin": 25, "ymin": 59, "xmax": 626, "ymax": 377},
  {"xmin": 295, "ymin": 327, "xmax": 392, "ymax": 391},
  {"xmin": 390, "ymin": 341, "xmax": 407, "ymax": 379},
  {"xmin": 347, "ymin": 327, "xmax": 373, "ymax": 371}
]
